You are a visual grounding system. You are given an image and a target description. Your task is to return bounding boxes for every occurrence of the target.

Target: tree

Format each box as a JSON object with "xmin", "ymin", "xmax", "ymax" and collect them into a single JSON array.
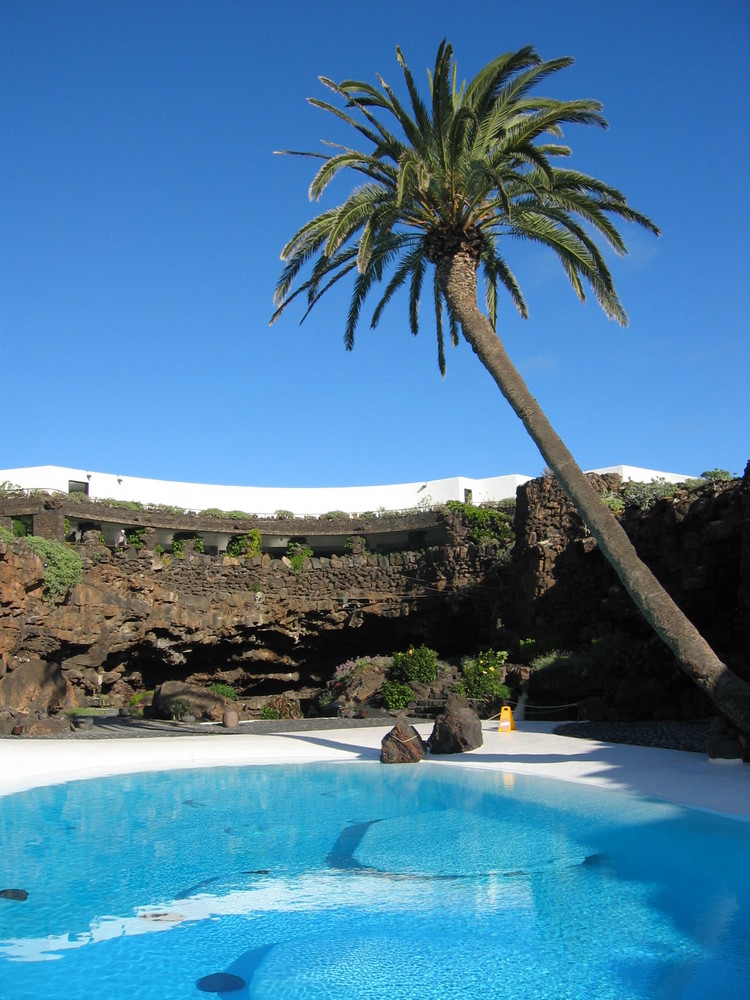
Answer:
[{"xmin": 271, "ymin": 41, "xmax": 750, "ymax": 736}]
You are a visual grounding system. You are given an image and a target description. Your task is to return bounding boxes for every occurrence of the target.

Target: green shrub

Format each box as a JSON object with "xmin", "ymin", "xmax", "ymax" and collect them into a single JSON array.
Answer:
[
  {"xmin": 226, "ymin": 529, "xmax": 262, "ymax": 558},
  {"xmin": 128, "ymin": 690, "xmax": 152, "ymax": 707},
  {"xmin": 600, "ymin": 490, "xmax": 625, "ymax": 514},
  {"xmin": 444, "ymin": 501, "xmax": 514, "ymax": 546},
  {"xmin": 209, "ymin": 682, "xmax": 238, "ymax": 700},
  {"xmin": 701, "ymin": 468, "xmax": 732, "ymax": 482},
  {"xmin": 518, "ymin": 637, "xmax": 559, "ymax": 664},
  {"xmin": 287, "ymin": 540, "xmax": 313, "ymax": 572},
  {"xmin": 11, "ymin": 518, "xmax": 29, "ymax": 538},
  {"xmin": 24, "ymin": 536, "xmax": 83, "ymax": 599},
  {"xmin": 261, "ymin": 694, "xmax": 300, "ymax": 719},
  {"xmin": 319, "ymin": 510, "xmax": 349, "ymax": 521},
  {"xmin": 126, "ymin": 527, "xmax": 146, "ymax": 549},
  {"xmin": 530, "ymin": 649, "xmax": 574, "ymax": 671},
  {"xmin": 381, "ymin": 680, "xmax": 415, "ymax": 710},
  {"xmin": 390, "ymin": 644, "xmax": 438, "ymax": 683},
  {"xmin": 168, "ymin": 698, "xmax": 192, "ymax": 721},
  {"xmin": 98, "ymin": 498, "xmax": 145, "ymax": 511},
  {"xmin": 457, "ymin": 650, "xmax": 510, "ymax": 701},
  {"xmin": 345, "ymin": 535, "xmax": 370, "ymax": 555},
  {"xmin": 275, "ymin": 510, "xmax": 294, "ymax": 520},
  {"xmin": 622, "ymin": 478, "xmax": 678, "ymax": 511},
  {"xmin": 171, "ymin": 538, "xmax": 184, "ymax": 559}
]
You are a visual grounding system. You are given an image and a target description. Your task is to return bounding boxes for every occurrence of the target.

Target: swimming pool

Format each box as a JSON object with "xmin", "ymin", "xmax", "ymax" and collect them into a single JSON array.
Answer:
[{"xmin": 0, "ymin": 761, "xmax": 748, "ymax": 998}]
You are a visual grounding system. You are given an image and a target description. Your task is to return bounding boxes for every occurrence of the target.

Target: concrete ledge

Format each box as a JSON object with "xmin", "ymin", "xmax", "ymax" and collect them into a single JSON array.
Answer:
[{"xmin": 2, "ymin": 721, "xmax": 748, "ymax": 819}]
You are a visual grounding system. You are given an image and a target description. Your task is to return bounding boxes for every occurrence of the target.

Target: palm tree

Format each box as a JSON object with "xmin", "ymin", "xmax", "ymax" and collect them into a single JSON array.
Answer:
[{"xmin": 271, "ymin": 41, "xmax": 750, "ymax": 737}]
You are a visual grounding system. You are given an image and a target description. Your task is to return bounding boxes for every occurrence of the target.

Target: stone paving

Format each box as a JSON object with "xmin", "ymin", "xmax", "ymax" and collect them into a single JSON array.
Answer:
[
  {"xmin": 15, "ymin": 713, "xmax": 715, "ymax": 753},
  {"xmin": 58, "ymin": 714, "xmax": 398, "ymax": 739},
  {"xmin": 554, "ymin": 720, "xmax": 712, "ymax": 753}
]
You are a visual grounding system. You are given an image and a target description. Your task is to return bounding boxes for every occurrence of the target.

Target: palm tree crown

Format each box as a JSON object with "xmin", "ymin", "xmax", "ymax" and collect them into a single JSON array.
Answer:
[{"xmin": 271, "ymin": 40, "xmax": 660, "ymax": 374}]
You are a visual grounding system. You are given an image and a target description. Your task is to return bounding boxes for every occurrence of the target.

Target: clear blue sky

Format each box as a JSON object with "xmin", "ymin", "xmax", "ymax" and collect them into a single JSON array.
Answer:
[{"xmin": 2, "ymin": 0, "xmax": 748, "ymax": 487}]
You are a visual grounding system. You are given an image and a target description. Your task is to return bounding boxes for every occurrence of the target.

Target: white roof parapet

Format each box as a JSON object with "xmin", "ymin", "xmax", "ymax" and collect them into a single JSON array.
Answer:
[
  {"xmin": 590, "ymin": 465, "xmax": 694, "ymax": 484},
  {"xmin": 0, "ymin": 464, "xmax": 696, "ymax": 517},
  {"xmin": 0, "ymin": 466, "xmax": 529, "ymax": 517}
]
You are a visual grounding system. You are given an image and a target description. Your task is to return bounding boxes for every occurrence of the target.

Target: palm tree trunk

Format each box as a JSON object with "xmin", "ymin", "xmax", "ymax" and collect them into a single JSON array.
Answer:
[{"xmin": 439, "ymin": 251, "xmax": 750, "ymax": 737}]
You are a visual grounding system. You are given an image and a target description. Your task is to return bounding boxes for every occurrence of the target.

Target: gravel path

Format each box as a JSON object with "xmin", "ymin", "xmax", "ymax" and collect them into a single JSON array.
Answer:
[{"xmin": 553, "ymin": 720, "xmax": 711, "ymax": 753}]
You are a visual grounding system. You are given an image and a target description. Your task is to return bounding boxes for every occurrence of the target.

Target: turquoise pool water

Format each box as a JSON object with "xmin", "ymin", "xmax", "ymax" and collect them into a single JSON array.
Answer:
[{"xmin": 0, "ymin": 762, "xmax": 748, "ymax": 999}]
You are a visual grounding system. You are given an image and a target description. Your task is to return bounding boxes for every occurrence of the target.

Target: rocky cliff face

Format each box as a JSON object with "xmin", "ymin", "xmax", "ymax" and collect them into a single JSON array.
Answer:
[
  {"xmin": 2, "ymin": 467, "xmax": 747, "ymax": 726},
  {"xmin": 0, "ymin": 516, "xmax": 510, "ymax": 716},
  {"xmin": 514, "ymin": 468, "xmax": 749, "ymax": 676}
]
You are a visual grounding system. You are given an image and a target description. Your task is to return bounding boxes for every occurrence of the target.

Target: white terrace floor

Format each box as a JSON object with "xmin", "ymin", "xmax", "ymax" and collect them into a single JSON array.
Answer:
[{"xmin": 2, "ymin": 721, "xmax": 749, "ymax": 819}]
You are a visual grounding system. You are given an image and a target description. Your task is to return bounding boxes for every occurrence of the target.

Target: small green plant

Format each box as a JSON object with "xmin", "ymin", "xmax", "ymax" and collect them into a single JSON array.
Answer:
[
  {"xmin": 24, "ymin": 536, "xmax": 84, "ymax": 599},
  {"xmin": 530, "ymin": 649, "xmax": 573, "ymax": 671},
  {"xmin": 275, "ymin": 509, "xmax": 294, "ymax": 520},
  {"xmin": 600, "ymin": 490, "xmax": 625, "ymax": 514},
  {"xmin": 126, "ymin": 527, "xmax": 146, "ymax": 549},
  {"xmin": 287, "ymin": 539, "xmax": 313, "ymax": 572},
  {"xmin": 0, "ymin": 525, "xmax": 13, "ymax": 543},
  {"xmin": 209, "ymin": 682, "xmax": 238, "ymax": 700},
  {"xmin": 155, "ymin": 544, "xmax": 164, "ymax": 556},
  {"xmin": 128, "ymin": 690, "xmax": 152, "ymax": 707},
  {"xmin": 319, "ymin": 510, "xmax": 349, "ymax": 521},
  {"xmin": 97, "ymin": 498, "xmax": 146, "ymax": 511},
  {"xmin": 11, "ymin": 518, "xmax": 29, "ymax": 538},
  {"xmin": 251, "ymin": 581, "xmax": 263, "ymax": 593},
  {"xmin": 226, "ymin": 529, "xmax": 262, "ymax": 558},
  {"xmin": 171, "ymin": 532, "xmax": 205, "ymax": 556},
  {"xmin": 457, "ymin": 650, "xmax": 510, "ymax": 701},
  {"xmin": 701, "ymin": 468, "xmax": 732, "ymax": 482},
  {"xmin": 259, "ymin": 693, "xmax": 300, "ymax": 720},
  {"xmin": 622, "ymin": 478, "xmax": 679, "ymax": 511},
  {"xmin": 344, "ymin": 535, "xmax": 370, "ymax": 555},
  {"xmin": 390, "ymin": 644, "xmax": 438, "ymax": 683},
  {"xmin": 381, "ymin": 680, "xmax": 415, "ymax": 710},
  {"xmin": 518, "ymin": 637, "xmax": 559, "ymax": 663},
  {"xmin": 444, "ymin": 501, "xmax": 514, "ymax": 546},
  {"xmin": 168, "ymin": 698, "xmax": 192, "ymax": 720}
]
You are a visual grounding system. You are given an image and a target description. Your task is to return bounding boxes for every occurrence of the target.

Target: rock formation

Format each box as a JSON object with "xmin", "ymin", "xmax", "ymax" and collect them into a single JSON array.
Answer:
[
  {"xmin": 380, "ymin": 719, "xmax": 428, "ymax": 763},
  {"xmin": 427, "ymin": 694, "xmax": 483, "ymax": 754}
]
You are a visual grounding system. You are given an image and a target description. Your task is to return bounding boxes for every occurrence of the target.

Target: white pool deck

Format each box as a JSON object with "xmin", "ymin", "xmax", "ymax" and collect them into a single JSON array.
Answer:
[{"xmin": 1, "ymin": 721, "xmax": 749, "ymax": 819}]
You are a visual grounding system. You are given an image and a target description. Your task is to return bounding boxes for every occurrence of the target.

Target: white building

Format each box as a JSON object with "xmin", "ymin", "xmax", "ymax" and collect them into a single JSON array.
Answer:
[{"xmin": 0, "ymin": 464, "xmax": 694, "ymax": 517}]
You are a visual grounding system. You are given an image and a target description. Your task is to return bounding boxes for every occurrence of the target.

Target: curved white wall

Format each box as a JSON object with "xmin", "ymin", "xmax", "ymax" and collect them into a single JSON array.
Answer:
[
  {"xmin": 0, "ymin": 464, "xmax": 693, "ymax": 516},
  {"xmin": 0, "ymin": 465, "xmax": 529, "ymax": 516}
]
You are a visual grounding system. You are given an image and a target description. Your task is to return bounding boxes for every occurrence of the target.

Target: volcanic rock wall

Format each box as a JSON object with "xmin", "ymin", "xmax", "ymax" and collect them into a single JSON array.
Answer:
[
  {"xmin": 514, "ymin": 465, "xmax": 749, "ymax": 676},
  {"xmin": 0, "ymin": 515, "xmax": 509, "ymax": 712},
  {"xmin": 2, "ymin": 466, "xmax": 747, "ymax": 721}
]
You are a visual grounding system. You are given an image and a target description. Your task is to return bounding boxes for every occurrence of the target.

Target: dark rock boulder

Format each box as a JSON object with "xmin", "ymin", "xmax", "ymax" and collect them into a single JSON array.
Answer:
[
  {"xmin": 151, "ymin": 680, "xmax": 227, "ymax": 721},
  {"xmin": 0, "ymin": 707, "xmax": 74, "ymax": 737},
  {"xmin": 0, "ymin": 658, "xmax": 78, "ymax": 714},
  {"xmin": 380, "ymin": 718, "xmax": 427, "ymax": 763},
  {"xmin": 428, "ymin": 694, "xmax": 483, "ymax": 754}
]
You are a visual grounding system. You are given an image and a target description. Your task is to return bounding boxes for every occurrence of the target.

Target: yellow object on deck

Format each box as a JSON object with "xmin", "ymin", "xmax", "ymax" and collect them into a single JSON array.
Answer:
[{"xmin": 498, "ymin": 706, "xmax": 516, "ymax": 732}]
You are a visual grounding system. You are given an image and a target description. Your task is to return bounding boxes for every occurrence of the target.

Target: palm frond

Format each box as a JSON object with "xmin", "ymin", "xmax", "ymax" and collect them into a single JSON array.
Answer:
[{"xmin": 274, "ymin": 40, "xmax": 659, "ymax": 370}]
